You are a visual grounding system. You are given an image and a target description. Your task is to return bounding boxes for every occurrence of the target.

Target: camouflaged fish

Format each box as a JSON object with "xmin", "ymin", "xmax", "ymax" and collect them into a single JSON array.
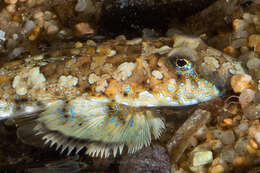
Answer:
[{"xmin": 0, "ymin": 35, "xmax": 223, "ymax": 158}]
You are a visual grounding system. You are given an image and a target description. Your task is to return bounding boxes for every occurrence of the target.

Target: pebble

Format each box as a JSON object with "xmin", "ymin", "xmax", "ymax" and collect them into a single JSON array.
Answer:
[
  {"xmin": 193, "ymin": 151, "xmax": 213, "ymax": 167},
  {"xmin": 234, "ymin": 122, "xmax": 248, "ymax": 137},
  {"xmin": 46, "ymin": 24, "xmax": 59, "ymax": 35},
  {"xmin": 247, "ymin": 56, "xmax": 260, "ymax": 70},
  {"xmin": 4, "ymin": 0, "xmax": 18, "ymax": 4},
  {"xmin": 230, "ymin": 74, "xmax": 252, "ymax": 93},
  {"xmin": 75, "ymin": 0, "xmax": 87, "ymax": 12},
  {"xmin": 248, "ymin": 34, "xmax": 260, "ymax": 52},
  {"xmin": 239, "ymin": 89, "xmax": 255, "ymax": 109},
  {"xmin": 33, "ymin": 11, "xmax": 44, "ymax": 20},
  {"xmin": 74, "ymin": 22, "xmax": 94, "ymax": 36},
  {"xmin": 10, "ymin": 47, "xmax": 25, "ymax": 59},
  {"xmin": 250, "ymin": 139, "xmax": 258, "ymax": 149},
  {"xmin": 6, "ymin": 4, "xmax": 16, "ymax": 13},
  {"xmin": 234, "ymin": 137, "xmax": 248, "ymax": 155},
  {"xmin": 23, "ymin": 20, "xmax": 36, "ymax": 34},
  {"xmin": 220, "ymin": 130, "xmax": 235, "ymax": 145},
  {"xmin": 223, "ymin": 118, "xmax": 233, "ymax": 126},
  {"xmin": 233, "ymin": 156, "xmax": 246, "ymax": 167},
  {"xmin": 220, "ymin": 146, "xmax": 236, "ymax": 164},
  {"xmin": 244, "ymin": 104, "xmax": 260, "ymax": 120},
  {"xmin": 210, "ymin": 165, "xmax": 225, "ymax": 173},
  {"xmin": 232, "ymin": 19, "xmax": 248, "ymax": 31},
  {"xmin": 75, "ymin": 41, "xmax": 83, "ymax": 48}
]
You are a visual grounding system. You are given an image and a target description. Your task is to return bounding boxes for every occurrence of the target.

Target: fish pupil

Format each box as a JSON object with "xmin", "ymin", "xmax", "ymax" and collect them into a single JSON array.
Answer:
[{"xmin": 177, "ymin": 59, "xmax": 187, "ymax": 67}]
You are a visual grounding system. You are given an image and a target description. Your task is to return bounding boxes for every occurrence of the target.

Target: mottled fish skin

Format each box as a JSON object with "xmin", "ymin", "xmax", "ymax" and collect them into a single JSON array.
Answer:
[{"xmin": 0, "ymin": 35, "xmax": 222, "ymax": 157}]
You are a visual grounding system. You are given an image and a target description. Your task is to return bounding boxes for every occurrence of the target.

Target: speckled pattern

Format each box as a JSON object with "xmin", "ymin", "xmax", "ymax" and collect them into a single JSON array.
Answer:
[{"xmin": 0, "ymin": 35, "xmax": 244, "ymax": 158}]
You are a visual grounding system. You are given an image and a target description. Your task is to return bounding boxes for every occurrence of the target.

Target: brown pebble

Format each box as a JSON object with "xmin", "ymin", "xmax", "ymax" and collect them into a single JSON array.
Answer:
[
  {"xmin": 247, "ymin": 144, "xmax": 257, "ymax": 154},
  {"xmin": 248, "ymin": 34, "xmax": 260, "ymax": 51},
  {"xmin": 4, "ymin": 0, "xmax": 17, "ymax": 4},
  {"xmin": 75, "ymin": 41, "xmax": 83, "ymax": 48},
  {"xmin": 46, "ymin": 24, "xmax": 59, "ymax": 35},
  {"xmin": 6, "ymin": 4, "xmax": 16, "ymax": 13},
  {"xmin": 28, "ymin": 26, "xmax": 41, "ymax": 40},
  {"xmin": 239, "ymin": 89, "xmax": 255, "ymax": 109},
  {"xmin": 33, "ymin": 11, "xmax": 44, "ymax": 20},
  {"xmin": 250, "ymin": 139, "xmax": 259, "ymax": 149},
  {"xmin": 223, "ymin": 46, "xmax": 238, "ymax": 57},
  {"xmin": 210, "ymin": 165, "xmax": 225, "ymax": 173},
  {"xmin": 232, "ymin": 19, "xmax": 248, "ymax": 31},
  {"xmin": 223, "ymin": 118, "xmax": 233, "ymax": 125},
  {"xmin": 233, "ymin": 156, "xmax": 246, "ymax": 167},
  {"xmin": 230, "ymin": 74, "xmax": 252, "ymax": 93},
  {"xmin": 74, "ymin": 22, "xmax": 94, "ymax": 36}
]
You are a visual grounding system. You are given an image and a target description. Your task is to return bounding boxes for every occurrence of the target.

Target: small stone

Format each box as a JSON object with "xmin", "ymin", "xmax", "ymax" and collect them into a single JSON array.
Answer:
[
  {"xmin": 4, "ymin": 0, "xmax": 17, "ymax": 4},
  {"xmin": 234, "ymin": 137, "xmax": 248, "ymax": 155},
  {"xmin": 6, "ymin": 4, "xmax": 16, "ymax": 13},
  {"xmin": 74, "ymin": 22, "xmax": 94, "ymax": 36},
  {"xmin": 250, "ymin": 139, "xmax": 259, "ymax": 149},
  {"xmin": 233, "ymin": 156, "xmax": 246, "ymax": 167},
  {"xmin": 220, "ymin": 146, "xmax": 236, "ymax": 163},
  {"xmin": 223, "ymin": 46, "xmax": 238, "ymax": 57},
  {"xmin": 248, "ymin": 34, "xmax": 260, "ymax": 51},
  {"xmin": 75, "ymin": 0, "xmax": 87, "ymax": 12},
  {"xmin": 232, "ymin": 19, "xmax": 248, "ymax": 31},
  {"xmin": 220, "ymin": 130, "xmax": 235, "ymax": 145},
  {"xmin": 193, "ymin": 151, "xmax": 213, "ymax": 167},
  {"xmin": 23, "ymin": 20, "xmax": 36, "ymax": 34},
  {"xmin": 244, "ymin": 104, "xmax": 260, "ymax": 120},
  {"xmin": 247, "ymin": 144, "xmax": 257, "ymax": 154},
  {"xmin": 86, "ymin": 40, "xmax": 96, "ymax": 47},
  {"xmin": 247, "ymin": 56, "xmax": 260, "ymax": 70},
  {"xmin": 209, "ymin": 140, "xmax": 222, "ymax": 151},
  {"xmin": 28, "ymin": 26, "xmax": 41, "ymax": 40},
  {"xmin": 210, "ymin": 165, "xmax": 225, "ymax": 173},
  {"xmin": 75, "ymin": 41, "xmax": 83, "ymax": 48},
  {"xmin": 33, "ymin": 11, "xmax": 44, "ymax": 19},
  {"xmin": 234, "ymin": 122, "xmax": 248, "ymax": 136},
  {"xmin": 239, "ymin": 89, "xmax": 255, "ymax": 109},
  {"xmin": 230, "ymin": 74, "xmax": 252, "ymax": 93},
  {"xmin": 46, "ymin": 24, "xmax": 59, "ymax": 35},
  {"xmin": 201, "ymin": 56, "xmax": 220, "ymax": 72},
  {"xmin": 10, "ymin": 47, "xmax": 25, "ymax": 59},
  {"xmin": 223, "ymin": 118, "xmax": 233, "ymax": 126}
]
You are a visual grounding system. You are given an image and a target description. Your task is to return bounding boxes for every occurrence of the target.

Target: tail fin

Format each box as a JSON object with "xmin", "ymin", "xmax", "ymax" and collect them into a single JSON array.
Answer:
[{"xmin": 33, "ymin": 96, "xmax": 165, "ymax": 158}]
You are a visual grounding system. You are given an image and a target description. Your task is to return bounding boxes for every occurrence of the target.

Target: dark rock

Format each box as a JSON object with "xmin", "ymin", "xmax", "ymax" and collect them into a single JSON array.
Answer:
[{"xmin": 119, "ymin": 145, "xmax": 171, "ymax": 173}]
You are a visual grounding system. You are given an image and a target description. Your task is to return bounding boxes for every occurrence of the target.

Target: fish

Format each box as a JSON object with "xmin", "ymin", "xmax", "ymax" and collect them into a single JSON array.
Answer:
[{"xmin": 0, "ymin": 35, "xmax": 221, "ymax": 158}]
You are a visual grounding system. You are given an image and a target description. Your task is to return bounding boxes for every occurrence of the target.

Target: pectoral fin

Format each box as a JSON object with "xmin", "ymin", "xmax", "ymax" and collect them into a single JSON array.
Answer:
[{"xmin": 34, "ymin": 97, "xmax": 165, "ymax": 158}]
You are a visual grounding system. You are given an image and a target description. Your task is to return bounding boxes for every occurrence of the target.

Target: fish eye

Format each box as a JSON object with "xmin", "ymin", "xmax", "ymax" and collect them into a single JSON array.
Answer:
[
  {"xmin": 175, "ymin": 58, "xmax": 193, "ymax": 71},
  {"xmin": 176, "ymin": 59, "xmax": 187, "ymax": 67}
]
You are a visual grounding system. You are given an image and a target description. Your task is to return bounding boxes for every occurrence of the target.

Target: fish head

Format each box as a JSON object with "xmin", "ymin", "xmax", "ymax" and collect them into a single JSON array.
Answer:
[{"xmin": 153, "ymin": 47, "xmax": 220, "ymax": 106}]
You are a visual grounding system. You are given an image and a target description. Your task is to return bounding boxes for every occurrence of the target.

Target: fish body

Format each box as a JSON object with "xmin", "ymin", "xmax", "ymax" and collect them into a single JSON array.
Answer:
[{"xmin": 0, "ymin": 35, "xmax": 220, "ymax": 157}]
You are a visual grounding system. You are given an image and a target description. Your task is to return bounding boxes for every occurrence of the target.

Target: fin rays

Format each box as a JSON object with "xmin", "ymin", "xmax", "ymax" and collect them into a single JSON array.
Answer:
[{"xmin": 32, "ymin": 97, "xmax": 165, "ymax": 158}]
